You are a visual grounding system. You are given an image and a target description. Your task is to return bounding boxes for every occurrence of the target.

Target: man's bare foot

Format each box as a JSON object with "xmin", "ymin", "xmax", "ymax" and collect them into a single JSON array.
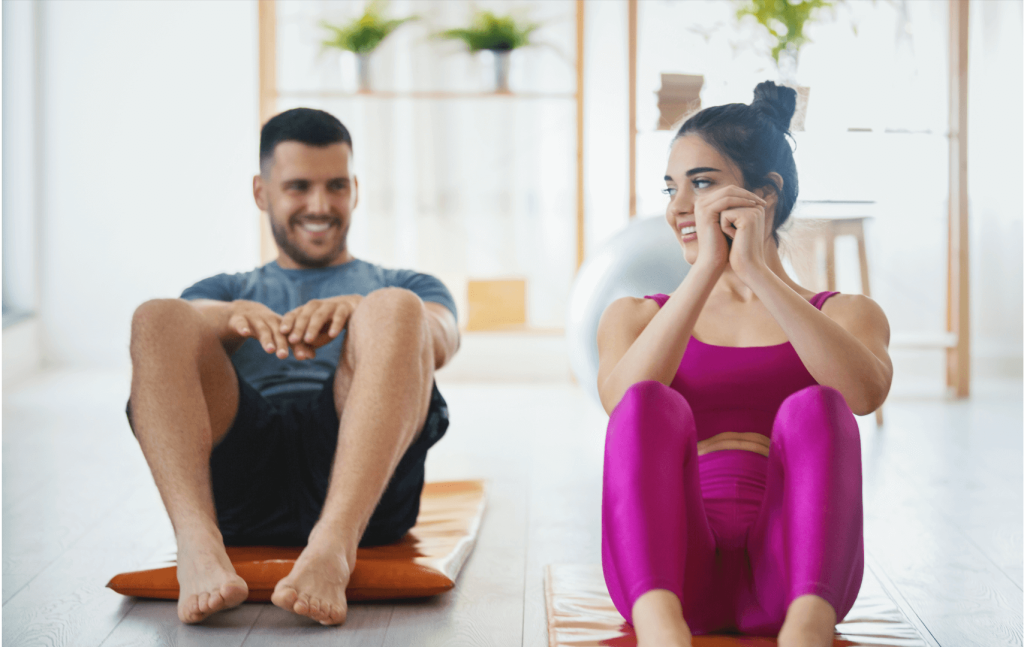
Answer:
[
  {"xmin": 271, "ymin": 526, "xmax": 354, "ymax": 626},
  {"xmin": 777, "ymin": 594, "xmax": 837, "ymax": 647},
  {"xmin": 631, "ymin": 589, "xmax": 693, "ymax": 647},
  {"xmin": 175, "ymin": 532, "xmax": 249, "ymax": 624}
]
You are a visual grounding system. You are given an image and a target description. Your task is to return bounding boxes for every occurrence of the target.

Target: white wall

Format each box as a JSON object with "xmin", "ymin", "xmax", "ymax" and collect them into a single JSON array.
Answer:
[
  {"xmin": 3, "ymin": 0, "xmax": 40, "ymax": 317},
  {"xmin": 34, "ymin": 0, "xmax": 259, "ymax": 367}
]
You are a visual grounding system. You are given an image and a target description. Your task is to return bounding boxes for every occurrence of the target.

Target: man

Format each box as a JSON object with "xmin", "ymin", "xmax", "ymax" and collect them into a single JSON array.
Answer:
[{"xmin": 127, "ymin": 108, "xmax": 460, "ymax": 626}]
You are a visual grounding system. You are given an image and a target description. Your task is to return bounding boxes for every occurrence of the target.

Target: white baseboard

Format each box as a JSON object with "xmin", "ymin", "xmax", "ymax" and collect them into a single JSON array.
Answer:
[
  {"xmin": 436, "ymin": 330, "xmax": 571, "ymax": 383},
  {"xmin": 3, "ymin": 316, "xmax": 43, "ymax": 384}
]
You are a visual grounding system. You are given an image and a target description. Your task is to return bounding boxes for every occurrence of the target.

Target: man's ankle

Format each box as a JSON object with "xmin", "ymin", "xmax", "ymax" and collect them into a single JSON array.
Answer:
[{"xmin": 174, "ymin": 519, "xmax": 226, "ymax": 549}]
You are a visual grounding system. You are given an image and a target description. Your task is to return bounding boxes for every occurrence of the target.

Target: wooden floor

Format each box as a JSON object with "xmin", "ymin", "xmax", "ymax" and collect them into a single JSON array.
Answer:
[{"xmin": 3, "ymin": 369, "xmax": 1021, "ymax": 646}]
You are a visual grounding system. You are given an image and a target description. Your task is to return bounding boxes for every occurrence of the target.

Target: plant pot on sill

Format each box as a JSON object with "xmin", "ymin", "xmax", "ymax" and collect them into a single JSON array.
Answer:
[
  {"xmin": 357, "ymin": 52, "xmax": 372, "ymax": 93},
  {"xmin": 490, "ymin": 49, "xmax": 511, "ymax": 94}
]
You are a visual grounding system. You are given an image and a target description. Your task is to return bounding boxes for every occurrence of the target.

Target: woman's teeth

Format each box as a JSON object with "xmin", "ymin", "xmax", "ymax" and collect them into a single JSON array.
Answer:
[
  {"xmin": 301, "ymin": 222, "xmax": 331, "ymax": 233},
  {"xmin": 679, "ymin": 225, "xmax": 696, "ymax": 236}
]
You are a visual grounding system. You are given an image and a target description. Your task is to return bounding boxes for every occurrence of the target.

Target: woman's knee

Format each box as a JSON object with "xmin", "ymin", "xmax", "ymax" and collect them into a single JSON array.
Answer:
[
  {"xmin": 608, "ymin": 381, "xmax": 696, "ymax": 446},
  {"xmin": 773, "ymin": 385, "xmax": 858, "ymax": 444}
]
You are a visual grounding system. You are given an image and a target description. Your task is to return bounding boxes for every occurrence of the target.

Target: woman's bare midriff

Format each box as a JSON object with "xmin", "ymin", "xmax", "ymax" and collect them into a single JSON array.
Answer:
[{"xmin": 696, "ymin": 432, "xmax": 771, "ymax": 458}]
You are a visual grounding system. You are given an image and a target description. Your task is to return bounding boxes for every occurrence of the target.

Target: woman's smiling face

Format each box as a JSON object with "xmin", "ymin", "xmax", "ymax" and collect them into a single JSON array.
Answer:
[{"xmin": 663, "ymin": 134, "xmax": 747, "ymax": 266}]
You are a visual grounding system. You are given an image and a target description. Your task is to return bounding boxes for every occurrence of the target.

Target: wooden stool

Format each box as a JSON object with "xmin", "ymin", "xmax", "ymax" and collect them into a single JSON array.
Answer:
[{"xmin": 787, "ymin": 213, "xmax": 884, "ymax": 426}]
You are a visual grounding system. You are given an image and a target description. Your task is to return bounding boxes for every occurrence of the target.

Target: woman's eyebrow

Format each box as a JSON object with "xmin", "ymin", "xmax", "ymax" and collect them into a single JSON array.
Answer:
[{"xmin": 686, "ymin": 167, "xmax": 721, "ymax": 176}]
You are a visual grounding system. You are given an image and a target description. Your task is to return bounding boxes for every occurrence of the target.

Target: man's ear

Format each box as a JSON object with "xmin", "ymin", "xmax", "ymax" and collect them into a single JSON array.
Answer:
[
  {"xmin": 253, "ymin": 174, "xmax": 268, "ymax": 211},
  {"xmin": 351, "ymin": 175, "xmax": 359, "ymax": 211}
]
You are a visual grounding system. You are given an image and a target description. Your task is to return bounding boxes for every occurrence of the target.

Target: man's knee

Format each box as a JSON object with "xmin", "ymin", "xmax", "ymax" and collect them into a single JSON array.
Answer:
[
  {"xmin": 349, "ymin": 288, "xmax": 428, "ymax": 340},
  {"xmin": 130, "ymin": 298, "xmax": 208, "ymax": 357}
]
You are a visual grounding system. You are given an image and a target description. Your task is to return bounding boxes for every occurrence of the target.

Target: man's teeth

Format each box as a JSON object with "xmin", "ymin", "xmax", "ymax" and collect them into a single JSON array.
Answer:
[
  {"xmin": 680, "ymin": 225, "xmax": 696, "ymax": 236},
  {"xmin": 301, "ymin": 222, "xmax": 331, "ymax": 232}
]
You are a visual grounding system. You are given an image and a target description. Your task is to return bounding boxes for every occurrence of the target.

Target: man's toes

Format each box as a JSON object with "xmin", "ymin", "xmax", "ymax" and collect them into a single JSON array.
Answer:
[
  {"xmin": 293, "ymin": 593, "xmax": 311, "ymax": 615},
  {"xmin": 179, "ymin": 596, "xmax": 202, "ymax": 624},
  {"xmin": 321, "ymin": 603, "xmax": 346, "ymax": 626},
  {"xmin": 221, "ymin": 581, "xmax": 248, "ymax": 608},
  {"xmin": 271, "ymin": 585, "xmax": 298, "ymax": 610},
  {"xmin": 206, "ymin": 590, "xmax": 226, "ymax": 613},
  {"xmin": 308, "ymin": 597, "xmax": 323, "ymax": 619}
]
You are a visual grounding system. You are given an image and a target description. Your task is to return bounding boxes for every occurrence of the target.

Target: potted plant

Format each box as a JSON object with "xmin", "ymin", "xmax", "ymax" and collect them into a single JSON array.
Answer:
[
  {"xmin": 736, "ymin": 0, "xmax": 835, "ymax": 129},
  {"xmin": 320, "ymin": 0, "xmax": 417, "ymax": 93},
  {"xmin": 436, "ymin": 10, "xmax": 540, "ymax": 93}
]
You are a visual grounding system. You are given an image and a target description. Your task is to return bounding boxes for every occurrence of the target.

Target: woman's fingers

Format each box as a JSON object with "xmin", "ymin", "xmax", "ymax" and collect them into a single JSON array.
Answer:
[
  {"xmin": 700, "ymin": 195, "xmax": 765, "ymax": 219},
  {"xmin": 703, "ymin": 184, "xmax": 767, "ymax": 205}
]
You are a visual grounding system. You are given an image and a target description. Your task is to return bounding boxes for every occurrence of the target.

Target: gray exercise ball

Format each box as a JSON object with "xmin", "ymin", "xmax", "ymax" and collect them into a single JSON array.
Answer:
[{"xmin": 567, "ymin": 215, "xmax": 691, "ymax": 404}]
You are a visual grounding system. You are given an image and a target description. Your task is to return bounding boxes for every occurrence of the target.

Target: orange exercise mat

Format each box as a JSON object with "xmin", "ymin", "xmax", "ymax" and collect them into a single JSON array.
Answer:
[
  {"xmin": 544, "ymin": 564, "xmax": 927, "ymax": 646},
  {"xmin": 108, "ymin": 480, "xmax": 485, "ymax": 602}
]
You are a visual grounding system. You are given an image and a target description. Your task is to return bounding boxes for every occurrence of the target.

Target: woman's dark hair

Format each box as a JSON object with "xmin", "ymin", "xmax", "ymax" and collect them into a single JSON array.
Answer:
[
  {"xmin": 675, "ymin": 81, "xmax": 799, "ymax": 245},
  {"xmin": 260, "ymin": 107, "xmax": 353, "ymax": 174}
]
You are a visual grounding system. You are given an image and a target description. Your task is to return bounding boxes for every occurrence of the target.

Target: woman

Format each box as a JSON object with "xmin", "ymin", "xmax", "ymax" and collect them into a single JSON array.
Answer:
[{"xmin": 596, "ymin": 81, "xmax": 892, "ymax": 647}]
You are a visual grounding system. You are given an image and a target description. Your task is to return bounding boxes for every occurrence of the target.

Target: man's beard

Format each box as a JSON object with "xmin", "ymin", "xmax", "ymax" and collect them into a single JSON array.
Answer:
[{"xmin": 269, "ymin": 207, "xmax": 347, "ymax": 268}]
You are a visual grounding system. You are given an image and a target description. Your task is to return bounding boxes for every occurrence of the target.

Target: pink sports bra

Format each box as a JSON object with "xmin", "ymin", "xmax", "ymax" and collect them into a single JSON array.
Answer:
[{"xmin": 644, "ymin": 291, "xmax": 839, "ymax": 441}]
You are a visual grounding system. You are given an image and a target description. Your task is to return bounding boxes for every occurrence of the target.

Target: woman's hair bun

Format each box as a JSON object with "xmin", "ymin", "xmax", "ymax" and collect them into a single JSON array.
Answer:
[{"xmin": 751, "ymin": 81, "xmax": 797, "ymax": 131}]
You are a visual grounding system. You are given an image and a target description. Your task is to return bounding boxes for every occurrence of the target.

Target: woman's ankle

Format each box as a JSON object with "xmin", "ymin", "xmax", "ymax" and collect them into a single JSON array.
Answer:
[
  {"xmin": 778, "ymin": 594, "xmax": 836, "ymax": 647},
  {"xmin": 631, "ymin": 589, "xmax": 692, "ymax": 647}
]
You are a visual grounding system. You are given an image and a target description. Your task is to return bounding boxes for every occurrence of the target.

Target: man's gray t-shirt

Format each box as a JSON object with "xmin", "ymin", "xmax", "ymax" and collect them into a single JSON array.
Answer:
[{"xmin": 181, "ymin": 259, "xmax": 457, "ymax": 398}]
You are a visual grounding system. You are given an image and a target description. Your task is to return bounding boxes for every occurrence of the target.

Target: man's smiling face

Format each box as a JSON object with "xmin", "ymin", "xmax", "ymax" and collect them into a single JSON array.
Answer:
[{"xmin": 255, "ymin": 140, "xmax": 358, "ymax": 269}]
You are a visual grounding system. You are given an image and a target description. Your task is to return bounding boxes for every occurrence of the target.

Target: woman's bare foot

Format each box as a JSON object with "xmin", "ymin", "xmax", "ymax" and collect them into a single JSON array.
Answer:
[
  {"xmin": 271, "ymin": 525, "xmax": 355, "ymax": 626},
  {"xmin": 175, "ymin": 530, "xmax": 249, "ymax": 624},
  {"xmin": 777, "ymin": 594, "xmax": 837, "ymax": 647},
  {"xmin": 631, "ymin": 589, "xmax": 693, "ymax": 647}
]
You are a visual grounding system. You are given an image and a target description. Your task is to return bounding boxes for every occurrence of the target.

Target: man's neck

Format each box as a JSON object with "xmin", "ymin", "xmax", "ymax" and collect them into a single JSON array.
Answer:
[{"xmin": 275, "ymin": 250, "xmax": 355, "ymax": 270}]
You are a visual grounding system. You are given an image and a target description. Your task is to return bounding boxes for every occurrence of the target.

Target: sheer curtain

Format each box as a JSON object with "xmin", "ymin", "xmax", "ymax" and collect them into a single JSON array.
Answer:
[
  {"xmin": 274, "ymin": 0, "xmax": 579, "ymax": 328},
  {"xmin": 967, "ymin": 0, "xmax": 1023, "ymax": 374}
]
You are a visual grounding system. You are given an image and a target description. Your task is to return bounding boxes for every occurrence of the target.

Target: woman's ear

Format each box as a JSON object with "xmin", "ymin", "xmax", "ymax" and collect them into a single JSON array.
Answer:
[{"xmin": 755, "ymin": 173, "xmax": 784, "ymax": 208}]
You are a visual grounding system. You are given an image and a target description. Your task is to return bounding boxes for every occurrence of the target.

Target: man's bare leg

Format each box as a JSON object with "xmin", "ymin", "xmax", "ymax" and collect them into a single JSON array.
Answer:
[
  {"xmin": 129, "ymin": 299, "xmax": 249, "ymax": 623},
  {"xmin": 271, "ymin": 288, "xmax": 435, "ymax": 625}
]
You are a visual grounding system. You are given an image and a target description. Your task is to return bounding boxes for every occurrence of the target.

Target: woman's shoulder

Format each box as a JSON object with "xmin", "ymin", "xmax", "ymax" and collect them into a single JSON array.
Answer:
[
  {"xmin": 599, "ymin": 296, "xmax": 661, "ymax": 336},
  {"xmin": 819, "ymin": 292, "xmax": 890, "ymax": 337}
]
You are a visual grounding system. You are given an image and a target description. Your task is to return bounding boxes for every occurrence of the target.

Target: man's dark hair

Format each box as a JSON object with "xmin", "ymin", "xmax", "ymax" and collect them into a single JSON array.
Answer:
[{"xmin": 259, "ymin": 108, "xmax": 353, "ymax": 174}]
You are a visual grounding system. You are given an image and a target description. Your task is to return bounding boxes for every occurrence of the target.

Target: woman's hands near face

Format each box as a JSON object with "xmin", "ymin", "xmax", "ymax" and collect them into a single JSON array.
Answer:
[
  {"xmin": 693, "ymin": 185, "xmax": 768, "ymax": 276},
  {"xmin": 717, "ymin": 187, "xmax": 770, "ymax": 282}
]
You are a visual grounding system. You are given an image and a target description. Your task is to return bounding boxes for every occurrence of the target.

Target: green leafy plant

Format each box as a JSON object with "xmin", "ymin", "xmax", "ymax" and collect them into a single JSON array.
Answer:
[
  {"xmin": 320, "ymin": 0, "xmax": 416, "ymax": 55},
  {"xmin": 737, "ymin": 0, "xmax": 834, "ymax": 63},
  {"xmin": 436, "ymin": 10, "xmax": 539, "ymax": 52}
]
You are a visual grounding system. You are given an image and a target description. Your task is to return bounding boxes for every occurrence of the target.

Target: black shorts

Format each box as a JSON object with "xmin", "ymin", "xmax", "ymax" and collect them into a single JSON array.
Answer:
[{"xmin": 126, "ymin": 373, "xmax": 448, "ymax": 547}]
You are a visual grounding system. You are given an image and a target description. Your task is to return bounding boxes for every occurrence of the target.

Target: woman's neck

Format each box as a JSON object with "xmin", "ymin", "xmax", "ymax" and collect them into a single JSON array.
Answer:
[{"xmin": 712, "ymin": 242, "xmax": 805, "ymax": 301}]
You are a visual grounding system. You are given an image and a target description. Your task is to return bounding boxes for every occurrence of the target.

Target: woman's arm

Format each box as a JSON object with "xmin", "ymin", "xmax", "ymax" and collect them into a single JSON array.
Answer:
[
  {"xmin": 746, "ymin": 271, "xmax": 892, "ymax": 415},
  {"xmin": 597, "ymin": 186, "xmax": 769, "ymax": 414},
  {"xmin": 596, "ymin": 263, "xmax": 723, "ymax": 414}
]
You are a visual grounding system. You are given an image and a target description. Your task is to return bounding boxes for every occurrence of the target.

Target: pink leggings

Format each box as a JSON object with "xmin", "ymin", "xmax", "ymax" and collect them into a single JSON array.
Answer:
[{"xmin": 601, "ymin": 381, "xmax": 864, "ymax": 635}]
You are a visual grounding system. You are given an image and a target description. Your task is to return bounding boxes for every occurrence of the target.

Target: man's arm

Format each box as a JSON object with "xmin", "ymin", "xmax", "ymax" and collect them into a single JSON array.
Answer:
[
  {"xmin": 188, "ymin": 298, "xmax": 309, "ymax": 359},
  {"xmin": 275, "ymin": 292, "xmax": 459, "ymax": 368},
  {"xmin": 424, "ymin": 301, "xmax": 459, "ymax": 370}
]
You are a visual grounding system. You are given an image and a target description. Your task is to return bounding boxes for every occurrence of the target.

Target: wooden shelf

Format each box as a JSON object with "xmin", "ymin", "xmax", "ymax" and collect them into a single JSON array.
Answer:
[{"xmin": 275, "ymin": 90, "xmax": 577, "ymax": 100}]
